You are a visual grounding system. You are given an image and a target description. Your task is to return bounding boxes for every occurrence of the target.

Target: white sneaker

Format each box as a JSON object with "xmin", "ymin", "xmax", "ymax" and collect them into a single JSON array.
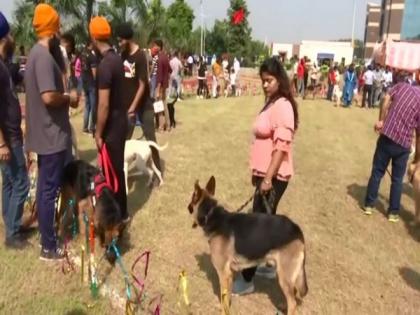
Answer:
[{"xmin": 232, "ymin": 273, "xmax": 255, "ymax": 295}]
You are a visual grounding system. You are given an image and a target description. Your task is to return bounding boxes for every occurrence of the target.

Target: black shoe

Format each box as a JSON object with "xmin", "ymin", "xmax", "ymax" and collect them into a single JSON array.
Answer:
[
  {"xmin": 39, "ymin": 247, "xmax": 65, "ymax": 261},
  {"xmin": 5, "ymin": 236, "xmax": 31, "ymax": 250}
]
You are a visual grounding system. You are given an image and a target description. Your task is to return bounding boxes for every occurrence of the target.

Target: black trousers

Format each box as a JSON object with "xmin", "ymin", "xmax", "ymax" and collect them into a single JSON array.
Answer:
[
  {"xmin": 242, "ymin": 176, "xmax": 289, "ymax": 282},
  {"xmin": 197, "ymin": 79, "xmax": 205, "ymax": 95},
  {"xmin": 105, "ymin": 138, "xmax": 127, "ymax": 219},
  {"xmin": 126, "ymin": 108, "xmax": 162, "ymax": 172},
  {"xmin": 362, "ymin": 84, "xmax": 373, "ymax": 108}
]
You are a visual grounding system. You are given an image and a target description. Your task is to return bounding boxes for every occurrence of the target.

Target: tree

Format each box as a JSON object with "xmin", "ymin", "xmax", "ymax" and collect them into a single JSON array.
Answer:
[
  {"xmin": 226, "ymin": 0, "xmax": 252, "ymax": 58},
  {"xmin": 12, "ymin": 0, "xmax": 96, "ymax": 45},
  {"xmin": 12, "ymin": 0, "xmax": 36, "ymax": 46},
  {"xmin": 165, "ymin": 0, "xmax": 194, "ymax": 51},
  {"xmin": 98, "ymin": 0, "xmax": 148, "ymax": 39},
  {"xmin": 205, "ymin": 20, "xmax": 229, "ymax": 57}
]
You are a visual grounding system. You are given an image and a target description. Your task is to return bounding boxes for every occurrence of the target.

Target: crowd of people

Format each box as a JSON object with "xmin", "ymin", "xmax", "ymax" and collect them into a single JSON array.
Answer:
[
  {"xmin": 1, "ymin": 7, "xmax": 420, "ymax": 314},
  {"xmin": 0, "ymin": 4, "xmax": 176, "ymax": 256},
  {"xmin": 287, "ymin": 55, "xmax": 420, "ymax": 109}
]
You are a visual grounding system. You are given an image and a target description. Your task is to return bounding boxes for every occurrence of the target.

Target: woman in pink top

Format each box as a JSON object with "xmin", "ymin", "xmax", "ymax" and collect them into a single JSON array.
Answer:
[{"xmin": 234, "ymin": 57, "xmax": 299, "ymax": 295}]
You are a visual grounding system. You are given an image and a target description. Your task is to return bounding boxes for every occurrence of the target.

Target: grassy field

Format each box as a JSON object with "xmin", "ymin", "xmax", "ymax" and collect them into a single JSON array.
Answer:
[{"xmin": 1, "ymin": 95, "xmax": 420, "ymax": 314}]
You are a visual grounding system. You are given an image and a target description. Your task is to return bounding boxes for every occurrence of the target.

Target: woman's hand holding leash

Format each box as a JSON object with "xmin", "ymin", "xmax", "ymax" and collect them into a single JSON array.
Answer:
[
  {"xmin": 95, "ymin": 135, "xmax": 103, "ymax": 151},
  {"xmin": 260, "ymin": 178, "xmax": 272, "ymax": 194}
]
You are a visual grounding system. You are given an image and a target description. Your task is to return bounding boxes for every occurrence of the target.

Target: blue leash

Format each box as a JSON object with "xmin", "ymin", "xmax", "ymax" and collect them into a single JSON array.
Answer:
[{"xmin": 109, "ymin": 238, "xmax": 132, "ymax": 300}]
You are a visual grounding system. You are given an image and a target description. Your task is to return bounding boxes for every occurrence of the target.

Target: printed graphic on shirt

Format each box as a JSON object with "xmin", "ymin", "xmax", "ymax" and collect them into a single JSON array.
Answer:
[{"xmin": 123, "ymin": 60, "xmax": 136, "ymax": 78}]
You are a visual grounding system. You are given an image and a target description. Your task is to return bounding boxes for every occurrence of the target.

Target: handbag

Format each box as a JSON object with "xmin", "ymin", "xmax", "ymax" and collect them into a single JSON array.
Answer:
[{"xmin": 153, "ymin": 100, "xmax": 164, "ymax": 113}]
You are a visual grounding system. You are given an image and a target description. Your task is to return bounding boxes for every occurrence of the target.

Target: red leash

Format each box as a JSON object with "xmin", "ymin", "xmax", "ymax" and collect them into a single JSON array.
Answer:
[{"xmin": 96, "ymin": 144, "xmax": 119, "ymax": 194}]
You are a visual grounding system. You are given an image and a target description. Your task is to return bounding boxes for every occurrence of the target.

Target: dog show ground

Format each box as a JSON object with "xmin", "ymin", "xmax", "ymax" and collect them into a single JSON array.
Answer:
[{"xmin": 1, "ymin": 96, "xmax": 420, "ymax": 314}]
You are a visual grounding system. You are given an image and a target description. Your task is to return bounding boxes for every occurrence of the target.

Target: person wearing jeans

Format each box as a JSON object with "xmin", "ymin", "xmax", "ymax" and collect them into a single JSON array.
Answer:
[
  {"xmin": 364, "ymin": 78, "xmax": 420, "ymax": 222},
  {"xmin": 25, "ymin": 3, "xmax": 79, "ymax": 260},
  {"xmin": 83, "ymin": 84, "xmax": 96, "ymax": 132},
  {"xmin": 116, "ymin": 23, "xmax": 162, "ymax": 174},
  {"xmin": 0, "ymin": 13, "xmax": 30, "ymax": 249},
  {"xmin": 81, "ymin": 41, "xmax": 97, "ymax": 133},
  {"xmin": 233, "ymin": 58, "xmax": 298, "ymax": 295}
]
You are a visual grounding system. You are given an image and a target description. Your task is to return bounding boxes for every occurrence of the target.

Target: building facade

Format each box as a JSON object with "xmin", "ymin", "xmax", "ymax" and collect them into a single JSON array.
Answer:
[
  {"xmin": 364, "ymin": 0, "xmax": 420, "ymax": 59},
  {"xmin": 364, "ymin": 3, "xmax": 381, "ymax": 59}
]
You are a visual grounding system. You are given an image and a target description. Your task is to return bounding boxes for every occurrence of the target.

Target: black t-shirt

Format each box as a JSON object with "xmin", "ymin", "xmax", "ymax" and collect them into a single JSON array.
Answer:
[
  {"xmin": 198, "ymin": 63, "xmax": 206, "ymax": 78},
  {"xmin": 0, "ymin": 59, "xmax": 23, "ymax": 147},
  {"xmin": 97, "ymin": 49, "xmax": 128, "ymax": 143},
  {"xmin": 81, "ymin": 50, "xmax": 97, "ymax": 88},
  {"xmin": 122, "ymin": 49, "xmax": 153, "ymax": 113}
]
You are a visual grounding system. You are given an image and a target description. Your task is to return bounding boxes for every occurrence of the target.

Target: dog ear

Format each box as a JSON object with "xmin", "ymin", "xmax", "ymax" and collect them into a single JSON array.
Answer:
[
  {"xmin": 194, "ymin": 180, "xmax": 201, "ymax": 192},
  {"xmin": 205, "ymin": 176, "xmax": 216, "ymax": 196}
]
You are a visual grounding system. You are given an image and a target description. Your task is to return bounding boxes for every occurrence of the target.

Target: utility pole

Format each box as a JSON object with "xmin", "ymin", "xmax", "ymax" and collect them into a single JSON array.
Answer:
[
  {"xmin": 200, "ymin": 0, "xmax": 204, "ymax": 56},
  {"xmin": 352, "ymin": 0, "xmax": 357, "ymax": 48}
]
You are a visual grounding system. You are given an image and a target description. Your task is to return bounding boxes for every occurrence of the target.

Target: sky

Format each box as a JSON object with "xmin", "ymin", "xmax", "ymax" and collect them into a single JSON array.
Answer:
[{"xmin": 1, "ymin": 0, "xmax": 381, "ymax": 43}]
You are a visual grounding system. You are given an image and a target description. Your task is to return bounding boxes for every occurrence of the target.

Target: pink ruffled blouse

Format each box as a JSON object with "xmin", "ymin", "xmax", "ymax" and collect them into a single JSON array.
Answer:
[{"xmin": 250, "ymin": 97, "xmax": 295, "ymax": 181}]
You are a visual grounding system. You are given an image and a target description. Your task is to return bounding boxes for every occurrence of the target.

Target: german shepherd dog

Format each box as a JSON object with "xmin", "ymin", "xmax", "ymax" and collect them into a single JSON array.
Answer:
[
  {"xmin": 188, "ymin": 176, "xmax": 308, "ymax": 315},
  {"xmin": 58, "ymin": 160, "xmax": 123, "ymax": 248}
]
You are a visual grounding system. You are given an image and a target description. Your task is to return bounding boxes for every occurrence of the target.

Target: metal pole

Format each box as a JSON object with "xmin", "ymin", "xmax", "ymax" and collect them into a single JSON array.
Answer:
[
  {"xmin": 352, "ymin": 0, "xmax": 357, "ymax": 48},
  {"xmin": 200, "ymin": 0, "xmax": 204, "ymax": 56}
]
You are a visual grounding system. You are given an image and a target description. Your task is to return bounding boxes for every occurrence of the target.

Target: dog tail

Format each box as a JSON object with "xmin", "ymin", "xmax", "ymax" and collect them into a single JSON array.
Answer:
[
  {"xmin": 296, "ymin": 249, "xmax": 308, "ymax": 298},
  {"xmin": 147, "ymin": 141, "xmax": 168, "ymax": 152}
]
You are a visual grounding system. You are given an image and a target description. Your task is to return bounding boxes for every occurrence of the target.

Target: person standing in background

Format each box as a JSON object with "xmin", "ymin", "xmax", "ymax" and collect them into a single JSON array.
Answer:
[
  {"xmin": 342, "ymin": 64, "xmax": 357, "ymax": 107},
  {"xmin": 212, "ymin": 57, "xmax": 222, "ymax": 98},
  {"xmin": 0, "ymin": 12, "xmax": 30, "ymax": 250},
  {"xmin": 197, "ymin": 56, "xmax": 207, "ymax": 99},
  {"xmin": 362, "ymin": 65, "xmax": 374, "ymax": 108},
  {"xmin": 169, "ymin": 51, "xmax": 183, "ymax": 98},
  {"xmin": 297, "ymin": 58, "xmax": 305, "ymax": 98},
  {"xmin": 116, "ymin": 23, "xmax": 162, "ymax": 175},
  {"xmin": 152, "ymin": 39, "xmax": 170, "ymax": 132},
  {"xmin": 81, "ymin": 41, "xmax": 97, "ymax": 133}
]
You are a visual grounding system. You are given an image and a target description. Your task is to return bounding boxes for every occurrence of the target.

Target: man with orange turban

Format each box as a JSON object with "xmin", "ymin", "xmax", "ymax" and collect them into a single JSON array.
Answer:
[
  {"xmin": 89, "ymin": 16, "xmax": 129, "ymax": 222},
  {"xmin": 25, "ymin": 3, "xmax": 79, "ymax": 261}
]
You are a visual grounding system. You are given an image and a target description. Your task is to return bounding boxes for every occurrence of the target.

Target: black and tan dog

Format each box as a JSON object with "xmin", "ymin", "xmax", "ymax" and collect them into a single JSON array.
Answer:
[
  {"xmin": 188, "ymin": 176, "xmax": 308, "ymax": 315},
  {"xmin": 58, "ymin": 160, "xmax": 123, "ymax": 248}
]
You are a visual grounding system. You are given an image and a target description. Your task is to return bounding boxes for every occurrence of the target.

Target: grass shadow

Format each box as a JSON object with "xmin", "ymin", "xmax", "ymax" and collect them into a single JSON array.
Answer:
[
  {"xmin": 254, "ymin": 277, "xmax": 286, "ymax": 312},
  {"xmin": 347, "ymin": 183, "xmax": 420, "ymax": 242},
  {"xmin": 194, "ymin": 253, "xmax": 219, "ymax": 298},
  {"xmin": 194, "ymin": 253, "xmax": 286, "ymax": 311},
  {"xmin": 399, "ymin": 267, "xmax": 420, "ymax": 291},
  {"xmin": 346, "ymin": 183, "xmax": 386, "ymax": 215},
  {"xmin": 64, "ymin": 308, "xmax": 88, "ymax": 315}
]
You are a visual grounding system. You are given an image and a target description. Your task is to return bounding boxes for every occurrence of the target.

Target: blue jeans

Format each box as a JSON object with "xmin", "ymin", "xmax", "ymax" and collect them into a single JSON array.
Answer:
[
  {"xmin": 1, "ymin": 146, "xmax": 29, "ymax": 239},
  {"xmin": 365, "ymin": 135, "xmax": 410, "ymax": 213},
  {"xmin": 297, "ymin": 78, "xmax": 305, "ymax": 97},
  {"xmin": 150, "ymin": 75, "xmax": 157, "ymax": 99},
  {"xmin": 83, "ymin": 85, "xmax": 96, "ymax": 131},
  {"xmin": 37, "ymin": 150, "xmax": 66, "ymax": 250}
]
